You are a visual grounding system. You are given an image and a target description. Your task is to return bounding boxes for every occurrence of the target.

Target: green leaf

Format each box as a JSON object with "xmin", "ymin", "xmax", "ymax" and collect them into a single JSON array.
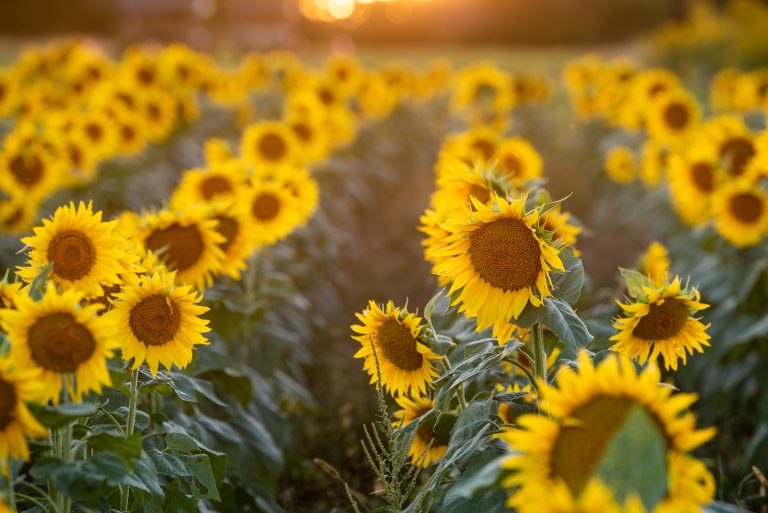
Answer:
[
  {"xmin": 165, "ymin": 432, "xmax": 200, "ymax": 452},
  {"xmin": 443, "ymin": 448, "xmax": 507, "ymax": 500},
  {"xmin": 28, "ymin": 262, "xmax": 53, "ymax": 300},
  {"xmin": 551, "ymin": 249, "xmax": 585, "ymax": 306},
  {"xmin": 179, "ymin": 454, "xmax": 221, "ymax": 501},
  {"xmin": 85, "ymin": 432, "xmax": 142, "ymax": 464},
  {"xmin": 619, "ymin": 268, "xmax": 654, "ymax": 300},
  {"xmin": 594, "ymin": 404, "xmax": 667, "ymax": 510},
  {"xmin": 542, "ymin": 298, "xmax": 593, "ymax": 352},
  {"xmin": 29, "ymin": 402, "xmax": 100, "ymax": 428}
]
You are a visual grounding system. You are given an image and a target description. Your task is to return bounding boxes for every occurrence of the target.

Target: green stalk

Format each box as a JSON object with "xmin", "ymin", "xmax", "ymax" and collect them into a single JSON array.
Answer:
[
  {"xmin": 531, "ymin": 322, "xmax": 548, "ymax": 384},
  {"xmin": 120, "ymin": 368, "xmax": 140, "ymax": 511},
  {"xmin": 60, "ymin": 421, "xmax": 73, "ymax": 513},
  {"xmin": 5, "ymin": 470, "xmax": 14, "ymax": 510}
]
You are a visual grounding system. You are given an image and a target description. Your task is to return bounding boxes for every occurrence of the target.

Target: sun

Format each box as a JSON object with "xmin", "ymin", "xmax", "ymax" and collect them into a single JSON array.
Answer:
[
  {"xmin": 610, "ymin": 276, "xmax": 711, "ymax": 371},
  {"xmin": 433, "ymin": 194, "xmax": 564, "ymax": 344},
  {"xmin": 351, "ymin": 300, "xmax": 440, "ymax": 397},
  {"xmin": 499, "ymin": 351, "xmax": 716, "ymax": 513},
  {"xmin": 106, "ymin": 270, "xmax": 210, "ymax": 377},
  {"xmin": 0, "ymin": 286, "xmax": 116, "ymax": 404},
  {"xmin": 17, "ymin": 201, "xmax": 128, "ymax": 298}
]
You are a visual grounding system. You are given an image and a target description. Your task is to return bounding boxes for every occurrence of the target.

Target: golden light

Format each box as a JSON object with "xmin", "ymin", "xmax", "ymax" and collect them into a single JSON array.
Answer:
[{"xmin": 300, "ymin": 0, "xmax": 434, "ymax": 23}]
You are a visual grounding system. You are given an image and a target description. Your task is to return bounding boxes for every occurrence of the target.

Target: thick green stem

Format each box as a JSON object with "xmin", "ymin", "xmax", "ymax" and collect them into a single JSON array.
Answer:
[
  {"xmin": 120, "ymin": 368, "xmax": 140, "ymax": 511},
  {"xmin": 531, "ymin": 322, "xmax": 548, "ymax": 384},
  {"xmin": 57, "ymin": 421, "xmax": 73, "ymax": 513}
]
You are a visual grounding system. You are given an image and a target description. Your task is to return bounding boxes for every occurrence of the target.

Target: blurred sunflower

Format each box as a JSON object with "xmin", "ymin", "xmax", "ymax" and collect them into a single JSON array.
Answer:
[
  {"xmin": 499, "ymin": 351, "xmax": 715, "ymax": 513},
  {"xmin": 418, "ymin": 208, "xmax": 451, "ymax": 277},
  {"xmin": 170, "ymin": 161, "xmax": 248, "ymax": 206},
  {"xmin": 611, "ymin": 276, "xmax": 710, "ymax": 371},
  {"xmin": 709, "ymin": 67, "xmax": 740, "ymax": 112},
  {"xmin": 712, "ymin": 180, "xmax": 768, "ymax": 247},
  {"xmin": 639, "ymin": 242, "xmax": 670, "ymax": 288},
  {"xmin": 351, "ymin": 300, "xmax": 439, "ymax": 397},
  {"xmin": 646, "ymin": 89, "xmax": 701, "ymax": 145},
  {"xmin": 431, "ymin": 158, "xmax": 497, "ymax": 216},
  {"xmin": 438, "ymin": 127, "xmax": 500, "ymax": 170},
  {"xmin": 139, "ymin": 91, "xmax": 178, "ymax": 143},
  {"xmin": 285, "ymin": 115, "xmax": 330, "ymax": 164},
  {"xmin": 706, "ymin": 115, "xmax": 756, "ymax": 177},
  {"xmin": 495, "ymin": 137, "xmax": 543, "ymax": 187},
  {"xmin": 18, "ymin": 202, "xmax": 127, "ymax": 298},
  {"xmin": 539, "ymin": 204, "xmax": 582, "ymax": 252},
  {"xmin": 496, "ymin": 382, "xmax": 534, "ymax": 425},
  {"xmin": 241, "ymin": 121, "xmax": 299, "ymax": 174},
  {"xmin": 107, "ymin": 270, "xmax": 209, "ymax": 377},
  {"xmin": 112, "ymin": 107, "xmax": 147, "ymax": 157},
  {"xmin": 434, "ymin": 195, "xmax": 564, "ymax": 344},
  {"xmin": 0, "ymin": 193, "xmax": 38, "ymax": 235},
  {"xmin": 273, "ymin": 167, "xmax": 320, "ymax": 223},
  {"xmin": 393, "ymin": 395, "xmax": 448, "ymax": 467},
  {"xmin": 325, "ymin": 54, "xmax": 364, "ymax": 97},
  {"xmin": 206, "ymin": 198, "xmax": 255, "ymax": 280},
  {"xmin": 0, "ymin": 138, "xmax": 62, "ymax": 200},
  {"xmin": 204, "ymin": 138, "xmax": 234, "ymax": 165},
  {"xmin": 0, "ymin": 359, "xmax": 47, "ymax": 470},
  {"xmin": 604, "ymin": 145, "xmax": 636, "ymax": 184},
  {"xmin": 136, "ymin": 208, "xmax": 224, "ymax": 289},
  {"xmin": 667, "ymin": 146, "xmax": 722, "ymax": 226},
  {"xmin": 76, "ymin": 109, "xmax": 118, "ymax": 160},
  {"xmin": 245, "ymin": 180, "xmax": 302, "ymax": 246},
  {"xmin": 0, "ymin": 286, "xmax": 115, "ymax": 403},
  {"xmin": 640, "ymin": 139, "xmax": 667, "ymax": 188}
]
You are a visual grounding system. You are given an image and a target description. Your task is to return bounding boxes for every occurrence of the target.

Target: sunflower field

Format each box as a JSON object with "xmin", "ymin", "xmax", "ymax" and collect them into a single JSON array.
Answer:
[{"xmin": 0, "ymin": 1, "xmax": 768, "ymax": 512}]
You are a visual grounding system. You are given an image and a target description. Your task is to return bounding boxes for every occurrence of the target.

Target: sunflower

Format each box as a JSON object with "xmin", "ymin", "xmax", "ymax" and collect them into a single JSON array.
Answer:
[
  {"xmin": 706, "ymin": 115, "xmax": 757, "ymax": 177},
  {"xmin": 450, "ymin": 63, "xmax": 515, "ymax": 123},
  {"xmin": 610, "ymin": 276, "xmax": 710, "ymax": 371},
  {"xmin": 325, "ymin": 55, "xmax": 364, "ymax": 97},
  {"xmin": 241, "ymin": 121, "xmax": 300, "ymax": 174},
  {"xmin": 640, "ymin": 139, "xmax": 667, "ymax": 188},
  {"xmin": 639, "ymin": 242, "xmax": 670, "ymax": 288},
  {"xmin": 203, "ymin": 138, "xmax": 235, "ymax": 166},
  {"xmin": 18, "ymin": 202, "xmax": 127, "ymax": 298},
  {"xmin": 357, "ymin": 72, "xmax": 399, "ymax": 120},
  {"xmin": 111, "ymin": 107, "xmax": 147, "ymax": 157},
  {"xmin": 107, "ymin": 270, "xmax": 209, "ymax": 377},
  {"xmin": 712, "ymin": 180, "xmax": 768, "ymax": 247},
  {"xmin": 76, "ymin": 109, "xmax": 119, "ymax": 160},
  {"xmin": 0, "ymin": 286, "xmax": 115, "ymax": 403},
  {"xmin": 499, "ymin": 351, "xmax": 716, "ymax": 513},
  {"xmin": 431, "ymin": 158, "xmax": 498, "ymax": 216},
  {"xmin": 139, "ymin": 91, "xmax": 178, "ymax": 143},
  {"xmin": 667, "ymin": 146, "xmax": 723, "ymax": 226},
  {"xmin": 170, "ymin": 161, "xmax": 248, "ymax": 206},
  {"xmin": 418, "ymin": 208, "xmax": 452, "ymax": 279},
  {"xmin": 285, "ymin": 115, "xmax": 330, "ymax": 165},
  {"xmin": 495, "ymin": 137, "xmax": 543, "ymax": 187},
  {"xmin": 646, "ymin": 90, "xmax": 701, "ymax": 145},
  {"xmin": 709, "ymin": 68, "xmax": 740, "ymax": 113},
  {"xmin": 273, "ymin": 167, "xmax": 320, "ymax": 224},
  {"xmin": 205, "ymin": 198, "xmax": 255, "ymax": 281},
  {"xmin": 539, "ymin": 205, "xmax": 582, "ymax": 252},
  {"xmin": 0, "ymin": 72, "xmax": 18, "ymax": 118},
  {"xmin": 496, "ymin": 382, "xmax": 534, "ymax": 425},
  {"xmin": 134, "ymin": 208, "xmax": 224, "ymax": 289},
  {"xmin": 245, "ymin": 179, "xmax": 303, "ymax": 246},
  {"xmin": 0, "ymin": 359, "xmax": 47, "ymax": 470},
  {"xmin": 351, "ymin": 300, "xmax": 440, "ymax": 397},
  {"xmin": 604, "ymin": 146, "xmax": 636, "ymax": 185},
  {"xmin": 393, "ymin": 395, "xmax": 448, "ymax": 467},
  {"xmin": 0, "ymin": 192, "xmax": 38, "ymax": 235},
  {"xmin": 434, "ymin": 195, "xmax": 564, "ymax": 343},
  {"xmin": 437, "ymin": 127, "xmax": 500, "ymax": 171},
  {"xmin": 0, "ymin": 137, "xmax": 62, "ymax": 201}
]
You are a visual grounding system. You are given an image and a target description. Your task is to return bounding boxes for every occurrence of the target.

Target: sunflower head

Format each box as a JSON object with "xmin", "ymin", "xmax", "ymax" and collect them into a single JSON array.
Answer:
[
  {"xmin": 241, "ymin": 121, "xmax": 300, "ymax": 173},
  {"xmin": 639, "ymin": 241, "xmax": 670, "ymax": 288},
  {"xmin": 605, "ymin": 146, "xmax": 637, "ymax": 185},
  {"xmin": 393, "ymin": 395, "xmax": 449, "ymax": 467},
  {"xmin": 351, "ymin": 300, "xmax": 440, "ymax": 397},
  {"xmin": 0, "ymin": 359, "xmax": 47, "ymax": 468},
  {"xmin": 712, "ymin": 180, "xmax": 768, "ymax": 247},
  {"xmin": 611, "ymin": 275, "xmax": 710, "ymax": 371}
]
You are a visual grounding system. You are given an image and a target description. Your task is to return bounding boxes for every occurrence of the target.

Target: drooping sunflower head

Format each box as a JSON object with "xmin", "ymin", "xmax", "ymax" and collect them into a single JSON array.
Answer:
[
  {"xmin": 18, "ymin": 201, "xmax": 128, "ymax": 298},
  {"xmin": 135, "ymin": 207, "xmax": 225, "ymax": 290},
  {"xmin": 351, "ymin": 300, "xmax": 440, "ymax": 397},
  {"xmin": 107, "ymin": 270, "xmax": 210, "ymax": 377},
  {"xmin": 393, "ymin": 395, "xmax": 449, "ymax": 467},
  {"xmin": 499, "ymin": 351, "xmax": 716, "ymax": 513},
  {"xmin": 241, "ymin": 120, "xmax": 300, "ymax": 173},
  {"xmin": 604, "ymin": 145, "xmax": 637, "ymax": 185},
  {"xmin": 433, "ymin": 195, "xmax": 565, "ymax": 343},
  {"xmin": 0, "ymin": 359, "xmax": 47, "ymax": 469},
  {"xmin": 712, "ymin": 180, "xmax": 768, "ymax": 247},
  {"xmin": 0, "ymin": 285, "xmax": 116, "ymax": 403},
  {"xmin": 611, "ymin": 275, "xmax": 710, "ymax": 371}
]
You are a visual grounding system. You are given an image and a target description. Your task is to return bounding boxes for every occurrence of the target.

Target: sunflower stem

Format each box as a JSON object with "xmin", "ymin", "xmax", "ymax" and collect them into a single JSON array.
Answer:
[
  {"xmin": 120, "ymin": 367, "xmax": 140, "ymax": 511},
  {"xmin": 4, "ymin": 468, "xmax": 14, "ymax": 510},
  {"xmin": 531, "ymin": 322, "xmax": 548, "ymax": 384}
]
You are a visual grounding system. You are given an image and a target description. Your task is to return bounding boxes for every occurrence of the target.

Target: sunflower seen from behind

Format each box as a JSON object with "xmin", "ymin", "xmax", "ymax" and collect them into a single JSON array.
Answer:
[
  {"xmin": 0, "ymin": 359, "xmax": 47, "ymax": 471},
  {"xmin": 393, "ymin": 395, "xmax": 448, "ymax": 467},
  {"xmin": 18, "ymin": 201, "xmax": 127, "ymax": 298},
  {"xmin": 0, "ymin": 286, "xmax": 115, "ymax": 403},
  {"xmin": 499, "ymin": 351, "xmax": 715, "ymax": 513},
  {"xmin": 712, "ymin": 180, "xmax": 768, "ymax": 247},
  {"xmin": 610, "ymin": 276, "xmax": 710, "ymax": 371},
  {"xmin": 107, "ymin": 270, "xmax": 210, "ymax": 377},
  {"xmin": 351, "ymin": 300, "xmax": 440, "ymax": 397},
  {"xmin": 433, "ymin": 195, "xmax": 564, "ymax": 344}
]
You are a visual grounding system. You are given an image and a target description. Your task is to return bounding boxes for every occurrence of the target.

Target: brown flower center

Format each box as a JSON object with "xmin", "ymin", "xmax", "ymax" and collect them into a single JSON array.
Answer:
[
  {"xmin": 257, "ymin": 133, "xmax": 287, "ymax": 161},
  {"xmin": 199, "ymin": 175, "xmax": 233, "ymax": 200},
  {"xmin": 252, "ymin": 192, "xmax": 281, "ymax": 222},
  {"xmin": 376, "ymin": 317, "xmax": 423, "ymax": 371},
  {"xmin": 292, "ymin": 122, "xmax": 312, "ymax": 142},
  {"xmin": 662, "ymin": 102, "xmax": 689, "ymax": 130},
  {"xmin": 9, "ymin": 153, "xmax": 43, "ymax": 185},
  {"xmin": 318, "ymin": 88, "xmax": 335, "ymax": 105},
  {"xmin": 47, "ymin": 230, "xmax": 96, "ymax": 280},
  {"xmin": 147, "ymin": 103, "xmax": 161, "ymax": 122},
  {"xmin": 137, "ymin": 67, "xmax": 155, "ymax": 86},
  {"xmin": 28, "ymin": 312, "xmax": 96, "ymax": 372},
  {"xmin": 88, "ymin": 283, "xmax": 123, "ymax": 315},
  {"xmin": 85, "ymin": 122, "xmax": 103, "ymax": 142},
  {"xmin": 469, "ymin": 218, "xmax": 542, "ymax": 292},
  {"xmin": 121, "ymin": 124, "xmax": 136, "ymax": 143},
  {"xmin": 648, "ymin": 82, "xmax": 668, "ymax": 97},
  {"xmin": 551, "ymin": 396, "xmax": 636, "ymax": 495},
  {"xmin": 214, "ymin": 215, "xmax": 239, "ymax": 253},
  {"xmin": 690, "ymin": 162, "xmax": 715, "ymax": 192},
  {"xmin": 0, "ymin": 378, "xmax": 17, "ymax": 429},
  {"xmin": 729, "ymin": 192, "xmax": 764, "ymax": 224},
  {"xmin": 720, "ymin": 137, "xmax": 755, "ymax": 177},
  {"xmin": 416, "ymin": 425, "xmax": 447, "ymax": 448},
  {"xmin": 633, "ymin": 298, "xmax": 689, "ymax": 340},
  {"xmin": 467, "ymin": 184, "xmax": 491, "ymax": 206},
  {"xmin": 145, "ymin": 223, "xmax": 204, "ymax": 272},
  {"xmin": 500, "ymin": 153, "xmax": 522, "ymax": 178},
  {"xmin": 129, "ymin": 294, "xmax": 181, "ymax": 347},
  {"xmin": 471, "ymin": 138, "xmax": 495, "ymax": 159}
]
